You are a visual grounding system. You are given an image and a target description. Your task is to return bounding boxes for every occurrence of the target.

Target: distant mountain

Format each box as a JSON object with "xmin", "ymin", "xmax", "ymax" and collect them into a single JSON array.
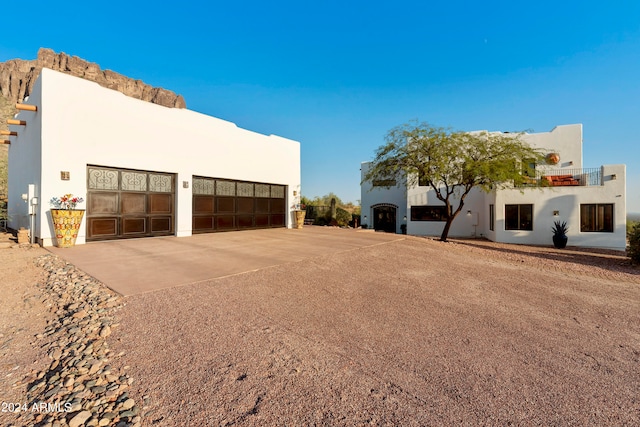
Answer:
[
  {"xmin": 628, "ymin": 213, "xmax": 640, "ymax": 223},
  {"xmin": 0, "ymin": 48, "xmax": 188, "ymax": 205},
  {"xmin": 0, "ymin": 48, "xmax": 186, "ymax": 111}
]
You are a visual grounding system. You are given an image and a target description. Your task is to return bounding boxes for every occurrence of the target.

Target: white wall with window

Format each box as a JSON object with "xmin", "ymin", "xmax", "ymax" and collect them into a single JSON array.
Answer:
[
  {"xmin": 361, "ymin": 124, "xmax": 627, "ymax": 249},
  {"xmin": 406, "ymin": 184, "xmax": 487, "ymax": 238},
  {"xmin": 493, "ymin": 163, "xmax": 626, "ymax": 249}
]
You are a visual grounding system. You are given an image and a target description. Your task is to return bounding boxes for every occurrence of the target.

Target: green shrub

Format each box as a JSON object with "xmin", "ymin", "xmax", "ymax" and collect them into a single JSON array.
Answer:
[
  {"xmin": 335, "ymin": 207, "xmax": 351, "ymax": 227},
  {"xmin": 628, "ymin": 221, "xmax": 640, "ymax": 264}
]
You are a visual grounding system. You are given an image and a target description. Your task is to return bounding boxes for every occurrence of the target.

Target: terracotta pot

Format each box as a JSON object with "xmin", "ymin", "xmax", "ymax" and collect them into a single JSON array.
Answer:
[
  {"xmin": 51, "ymin": 209, "xmax": 85, "ymax": 247},
  {"xmin": 294, "ymin": 210, "xmax": 306, "ymax": 229},
  {"xmin": 546, "ymin": 152, "xmax": 560, "ymax": 165}
]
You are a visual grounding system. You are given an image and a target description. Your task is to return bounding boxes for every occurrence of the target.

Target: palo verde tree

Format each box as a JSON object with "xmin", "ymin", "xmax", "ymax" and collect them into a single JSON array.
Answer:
[{"xmin": 364, "ymin": 121, "xmax": 546, "ymax": 241}]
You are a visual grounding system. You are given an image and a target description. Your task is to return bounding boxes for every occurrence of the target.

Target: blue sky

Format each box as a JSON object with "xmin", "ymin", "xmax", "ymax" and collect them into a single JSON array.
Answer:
[{"xmin": 2, "ymin": 1, "xmax": 639, "ymax": 212}]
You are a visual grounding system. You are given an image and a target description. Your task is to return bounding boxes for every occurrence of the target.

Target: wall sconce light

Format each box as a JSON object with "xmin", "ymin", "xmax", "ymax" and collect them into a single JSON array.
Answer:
[
  {"xmin": 182, "ymin": 181, "xmax": 189, "ymax": 188},
  {"xmin": 293, "ymin": 190, "xmax": 297, "ymax": 196},
  {"xmin": 60, "ymin": 171, "xmax": 70, "ymax": 180},
  {"xmin": 467, "ymin": 210, "xmax": 472, "ymax": 216},
  {"xmin": 553, "ymin": 210, "xmax": 559, "ymax": 216},
  {"xmin": 364, "ymin": 215, "xmax": 367, "ymax": 221},
  {"xmin": 403, "ymin": 215, "xmax": 407, "ymax": 221},
  {"xmin": 611, "ymin": 174, "xmax": 617, "ymax": 180},
  {"xmin": 568, "ymin": 161, "xmax": 574, "ymax": 166}
]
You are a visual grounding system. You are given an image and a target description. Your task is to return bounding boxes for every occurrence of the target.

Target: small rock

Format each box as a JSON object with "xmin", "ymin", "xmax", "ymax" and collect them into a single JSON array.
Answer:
[
  {"xmin": 68, "ymin": 410, "xmax": 92, "ymax": 427},
  {"xmin": 121, "ymin": 398, "xmax": 135, "ymax": 410}
]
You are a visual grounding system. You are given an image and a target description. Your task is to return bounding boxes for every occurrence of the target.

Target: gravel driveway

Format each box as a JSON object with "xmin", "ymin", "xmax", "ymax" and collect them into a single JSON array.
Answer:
[{"xmin": 105, "ymin": 234, "xmax": 640, "ymax": 426}]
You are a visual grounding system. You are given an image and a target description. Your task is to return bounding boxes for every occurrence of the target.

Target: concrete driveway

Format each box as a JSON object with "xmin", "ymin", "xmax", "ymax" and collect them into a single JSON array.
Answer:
[{"xmin": 47, "ymin": 227, "xmax": 404, "ymax": 296}]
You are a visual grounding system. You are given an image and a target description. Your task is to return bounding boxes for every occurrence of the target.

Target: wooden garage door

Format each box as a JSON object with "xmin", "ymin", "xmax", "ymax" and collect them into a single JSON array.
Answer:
[
  {"xmin": 86, "ymin": 166, "xmax": 175, "ymax": 241},
  {"xmin": 192, "ymin": 177, "xmax": 286, "ymax": 233}
]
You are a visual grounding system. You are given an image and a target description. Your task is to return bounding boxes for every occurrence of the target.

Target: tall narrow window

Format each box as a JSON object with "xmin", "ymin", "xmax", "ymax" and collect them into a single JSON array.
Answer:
[
  {"xmin": 489, "ymin": 204, "xmax": 495, "ymax": 231},
  {"xmin": 505, "ymin": 204, "xmax": 533, "ymax": 230},
  {"xmin": 580, "ymin": 204, "xmax": 613, "ymax": 232}
]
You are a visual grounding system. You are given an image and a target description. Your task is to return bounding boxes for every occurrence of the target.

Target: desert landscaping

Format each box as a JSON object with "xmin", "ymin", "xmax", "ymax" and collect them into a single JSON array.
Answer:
[{"xmin": 1, "ymin": 229, "xmax": 639, "ymax": 426}]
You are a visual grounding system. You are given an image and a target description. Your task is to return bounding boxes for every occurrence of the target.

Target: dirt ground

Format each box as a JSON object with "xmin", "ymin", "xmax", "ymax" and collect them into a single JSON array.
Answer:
[
  {"xmin": 2, "ymin": 233, "xmax": 639, "ymax": 426},
  {"xmin": 0, "ymin": 238, "xmax": 51, "ymax": 426}
]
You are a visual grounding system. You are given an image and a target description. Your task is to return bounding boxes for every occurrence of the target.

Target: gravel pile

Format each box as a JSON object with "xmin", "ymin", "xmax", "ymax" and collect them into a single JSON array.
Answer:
[{"xmin": 8, "ymin": 254, "xmax": 140, "ymax": 427}]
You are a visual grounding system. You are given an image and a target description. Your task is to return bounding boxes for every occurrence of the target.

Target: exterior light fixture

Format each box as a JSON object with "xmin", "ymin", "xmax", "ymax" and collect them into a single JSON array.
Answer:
[
  {"xmin": 611, "ymin": 174, "xmax": 617, "ymax": 180},
  {"xmin": 467, "ymin": 210, "xmax": 472, "ymax": 216},
  {"xmin": 553, "ymin": 210, "xmax": 559, "ymax": 216},
  {"xmin": 60, "ymin": 171, "xmax": 70, "ymax": 180}
]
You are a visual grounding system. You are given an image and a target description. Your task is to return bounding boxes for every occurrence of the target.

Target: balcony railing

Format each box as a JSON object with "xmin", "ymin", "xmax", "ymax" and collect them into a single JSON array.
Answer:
[{"xmin": 519, "ymin": 167, "xmax": 602, "ymax": 187}]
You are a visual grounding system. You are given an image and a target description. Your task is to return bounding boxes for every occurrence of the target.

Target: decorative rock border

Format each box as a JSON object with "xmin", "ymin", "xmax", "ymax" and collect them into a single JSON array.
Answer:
[{"xmin": 10, "ymin": 254, "xmax": 140, "ymax": 427}]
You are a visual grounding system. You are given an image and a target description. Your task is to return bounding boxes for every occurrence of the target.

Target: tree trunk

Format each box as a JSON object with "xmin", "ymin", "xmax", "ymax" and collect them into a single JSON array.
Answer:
[{"xmin": 440, "ymin": 217, "xmax": 454, "ymax": 241}]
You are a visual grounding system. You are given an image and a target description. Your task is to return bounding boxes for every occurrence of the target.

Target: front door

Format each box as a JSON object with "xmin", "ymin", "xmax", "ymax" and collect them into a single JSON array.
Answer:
[{"xmin": 373, "ymin": 206, "xmax": 396, "ymax": 233}]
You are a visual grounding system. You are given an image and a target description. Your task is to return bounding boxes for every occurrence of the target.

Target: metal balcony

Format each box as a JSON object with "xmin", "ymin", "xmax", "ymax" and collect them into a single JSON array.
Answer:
[{"xmin": 519, "ymin": 167, "xmax": 602, "ymax": 187}]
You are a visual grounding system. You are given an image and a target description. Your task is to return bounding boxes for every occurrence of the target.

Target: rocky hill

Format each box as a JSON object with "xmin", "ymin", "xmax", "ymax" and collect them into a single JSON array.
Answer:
[
  {"xmin": 0, "ymin": 48, "xmax": 186, "ymax": 113},
  {"xmin": 0, "ymin": 48, "xmax": 188, "ymax": 215}
]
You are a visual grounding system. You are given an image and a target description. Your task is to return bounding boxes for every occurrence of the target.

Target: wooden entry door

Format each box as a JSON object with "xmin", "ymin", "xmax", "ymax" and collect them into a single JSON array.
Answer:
[
  {"xmin": 373, "ymin": 205, "xmax": 397, "ymax": 233},
  {"xmin": 86, "ymin": 166, "xmax": 175, "ymax": 241}
]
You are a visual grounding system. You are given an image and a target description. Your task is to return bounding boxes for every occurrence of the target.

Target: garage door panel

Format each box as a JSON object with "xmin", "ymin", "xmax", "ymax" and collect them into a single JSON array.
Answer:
[
  {"xmin": 270, "ymin": 198, "xmax": 285, "ymax": 214},
  {"xmin": 255, "ymin": 214, "xmax": 269, "ymax": 227},
  {"xmin": 88, "ymin": 218, "xmax": 118, "ymax": 238},
  {"xmin": 216, "ymin": 215, "xmax": 235, "ymax": 230},
  {"xmin": 122, "ymin": 217, "xmax": 146, "ymax": 235},
  {"xmin": 237, "ymin": 198, "xmax": 254, "ymax": 213},
  {"xmin": 194, "ymin": 196, "xmax": 214, "ymax": 214},
  {"xmin": 150, "ymin": 194, "xmax": 173, "ymax": 214},
  {"xmin": 256, "ymin": 198, "xmax": 270, "ymax": 213},
  {"xmin": 89, "ymin": 192, "xmax": 118, "ymax": 214},
  {"xmin": 217, "ymin": 197, "xmax": 235, "ymax": 213},
  {"xmin": 122, "ymin": 193, "xmax": 146, "ymax": 214},
  {"xmin": 151, "ymin": 217, "xmax": 172, "ymax": 233},
  {"xmin": 237, "ymin": 215, "xmax": 254, "ymax": 228},
  {"xmin": 270, "ymin": 214, "xmax": 285, "ymax": 226},
  {"xmin": 193, "ymin": 216, "xmax": 214, "ymax": 231}
]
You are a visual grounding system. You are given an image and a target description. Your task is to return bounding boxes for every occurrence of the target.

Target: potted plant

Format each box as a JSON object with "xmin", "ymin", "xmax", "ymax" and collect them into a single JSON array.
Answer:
[
  {"xmin": 552, "ymin": 220, "xmax": 568, "ymax": 249},
  {"xmin": 293, "ymin": 202, "xmax": 306, "ymax": 229},
  {"xmin": 50, "ymin": 194, "xmax": 85, "ymax": 247}
]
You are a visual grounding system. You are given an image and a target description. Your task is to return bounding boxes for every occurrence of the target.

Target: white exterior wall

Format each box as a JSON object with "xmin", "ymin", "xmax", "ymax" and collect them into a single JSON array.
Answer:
[
  {"xmin": 522, "ymin": 124, "xmax": 583, "ymax": 169},
  {"xmin": 360, "ymin": 162, "xmax": 407, "ymax": 233},
  {"xmin": 7, "ymin": 77, "xmax": 43, "ymax": 234},
  {"xmin": 407, "ymin": 185, "xmax": 488, "ymax": 238},
  {"xmin": 9, "ymin": 68, "xmax": 301, "ymax": 246},
  {"xmin": 361, "ymin": 123, "xmax": 627, "ymax": 249},
  {"xmin": 494, "ymin": 164, "xmax": 626, "ymax": 249}
]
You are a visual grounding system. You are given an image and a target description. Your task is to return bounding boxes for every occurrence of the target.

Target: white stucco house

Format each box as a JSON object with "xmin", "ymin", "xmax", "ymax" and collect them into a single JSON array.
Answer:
[
  {"xmin": 361, "ymin": 124, "xmax": 627, "ymax": 250},
  {"xmin": 7, "ymin": 68, "xmax": 301, "ymax": 246}
]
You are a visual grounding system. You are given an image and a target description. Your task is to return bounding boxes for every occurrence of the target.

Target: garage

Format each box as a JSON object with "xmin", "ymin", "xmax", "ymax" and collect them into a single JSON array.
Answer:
[
  {"xmin": 86, "ymin": 166, "xmax": 175, "ymax": 241},
  {"xmin": 192, "ymin": 176, "xmax": 286, "ymax": 233}
]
